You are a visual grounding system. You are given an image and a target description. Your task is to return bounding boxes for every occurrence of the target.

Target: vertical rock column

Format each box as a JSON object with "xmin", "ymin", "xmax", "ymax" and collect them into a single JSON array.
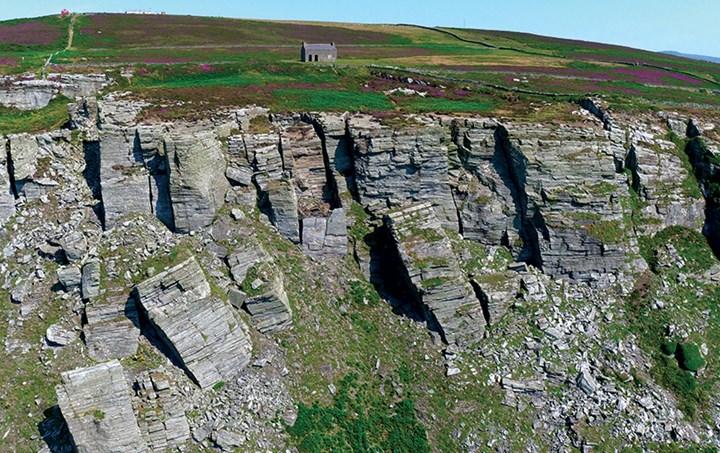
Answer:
[
  {"xmin": 99, "ymin": 125, "xmax": 152, "ymax": 229},
  {"xmin": 246, "ymin": 132, "xmax": 301, "ymax": 243},
  {"xmin": 137, "ymin": 125, "xmax": 175, "ymax": 230},
  {"xmin": 165, "ymin": 131, "xmax": 230, "ymax": 234}
]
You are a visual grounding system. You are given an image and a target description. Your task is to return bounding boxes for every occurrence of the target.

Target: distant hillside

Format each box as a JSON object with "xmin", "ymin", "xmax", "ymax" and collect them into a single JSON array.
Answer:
[
  {"xmin": 663, "ymin": 50, "xmax": 720, "ymax": 64},
  {"xmin": 0, "ymin": 13, "xmax": 719, "ymax": 116}
]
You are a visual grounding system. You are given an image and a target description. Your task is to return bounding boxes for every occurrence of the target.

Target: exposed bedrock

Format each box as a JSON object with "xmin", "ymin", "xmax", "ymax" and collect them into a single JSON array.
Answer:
[
  {"xmin": 56, "ymin": 360, "xmax": 149, "ymax": 453},
  {"xmin": 99, "ymin": 125, "xmax": 152, "ymax": 229},
  {"xmin": 453, "ymin": 117, "xmax": 641, "ymax": 284},
  {"xmin": 385, "ymin": 202, "xmax": 485, "ymax": 346},
  {"xmin": 622, "ymin": 121, "xmax": 705, "ymax": 235},
  {"xmin": 6, "ymin": 131, "xmax": 66, "ymax": 199},
  {"xmin": 165, "ymin": 131, "xmax": 229, "ymax": 234},
  {"xmin": 281, "ymin": 121, "xmax": 335, "ymax": 216},
  {"xmin": 348, "ymin": 115, "xmax": 459, "ymax": 232},
  {"xmin": 683, "ymin": 127, "xmax": 720, "ymax": 255},
  {"xmin": 135, "ymin": 257, "xmax": 252, "ymax": 389},
  {"xmin": 0, "ymin": 73, "xmax": 109, "ymax": 110},
  {"xmin": 451, "ymin": 118, "xmax": 524, "ymax": 250},
  {"xmin": 303, "ymin": 112, "xmax": 353, "ymax": 197}
]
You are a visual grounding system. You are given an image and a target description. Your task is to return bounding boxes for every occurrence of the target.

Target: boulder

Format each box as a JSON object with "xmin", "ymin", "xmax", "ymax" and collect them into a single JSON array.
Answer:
[
  {"xmin": 56, "ymin": 360, "xmax": 148, "ymax": 452},
  {"xmin": 244, "ymin": 271, "xmax": 293, "ymax": 333},
  {"xmin": 471, "ymin": 272, "xmax": 522, "ymax": 325},
  {"xmin": 135, "ymin": 257, "xmax": 252, "ymax": 389},
  {"xmin": 577, "ymin": 369, "xmax": 599, "ymax": 395},
  {"xmin": 58, "ymin": 266, "xmax": 82, "ymax": 290},
  {"xmin": 46, "ymin": 323, "xmax": 78, "ymax": 347},
  {"xmin": 62, "ymin": 232, "xmax": 87, "ymax": 263}
]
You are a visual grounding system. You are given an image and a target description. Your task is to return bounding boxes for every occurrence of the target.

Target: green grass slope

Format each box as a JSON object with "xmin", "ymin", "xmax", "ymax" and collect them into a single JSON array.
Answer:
[{"xmin": 1, "ymin": 13, "xmax": 719, "ymax": 118}]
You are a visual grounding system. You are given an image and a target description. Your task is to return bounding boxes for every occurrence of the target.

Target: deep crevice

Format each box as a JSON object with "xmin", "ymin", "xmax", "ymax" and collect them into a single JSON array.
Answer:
[
  {"xmin": 624, "ymin": 144, "xmax": 641, "ymax": 194},
  {"xmin": 452, "ymin": 190, "xmax": 464, "ymax": 236},
  {"xmin": 366, "ymin": 223, "xmax": 445, "ymax": 341},
  {"xmin": 684, "ymin": 136, "xmax": 720, "ymax": 259},
  {"xmin": 469, "ymin": 279, "xmax": 492, "ymax": 327},
  {"xmin": 344, "ymin": 121, "xmax": 361, "ymax": 203},
  {"xmin": 302, "ymin": 114, "xmax": 342, "ymax": 209},
  {"xmin": 493, "ymin": 126, "xmax": 543, "ymax": 269},
  {"xmin": 6, "ymin": 141, "xmax": 18, "ymax": 200}
]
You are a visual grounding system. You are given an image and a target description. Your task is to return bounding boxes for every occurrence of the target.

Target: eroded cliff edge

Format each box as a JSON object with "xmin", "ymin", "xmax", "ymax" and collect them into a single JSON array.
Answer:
[{"xmin": 1, "ymin": 91, "xmax": 719, "ymax": 451}]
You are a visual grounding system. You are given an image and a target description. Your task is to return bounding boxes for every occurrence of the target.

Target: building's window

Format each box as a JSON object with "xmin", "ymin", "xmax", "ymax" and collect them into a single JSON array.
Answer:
[{"xmin": 315, "ymin": 55, "xmax": 318, "ymax": 62}]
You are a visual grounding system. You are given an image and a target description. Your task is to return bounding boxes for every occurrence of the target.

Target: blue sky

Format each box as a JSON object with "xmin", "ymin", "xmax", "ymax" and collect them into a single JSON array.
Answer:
[{"xmin": 2, "ymin": 0, "xmax": 719, "ymax": 57}]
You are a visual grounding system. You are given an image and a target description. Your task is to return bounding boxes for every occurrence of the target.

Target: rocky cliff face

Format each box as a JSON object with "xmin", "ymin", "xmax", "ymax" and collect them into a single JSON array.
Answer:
[{"xmin": 1, "ymin": 87, "xmax": 719, "ymax": 452}]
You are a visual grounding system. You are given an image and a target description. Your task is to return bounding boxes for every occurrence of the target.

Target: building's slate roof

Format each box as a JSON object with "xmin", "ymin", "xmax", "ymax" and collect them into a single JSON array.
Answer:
[{"xmin": 303, "ymin": 43, "xmax": 336, "ymax": 51}]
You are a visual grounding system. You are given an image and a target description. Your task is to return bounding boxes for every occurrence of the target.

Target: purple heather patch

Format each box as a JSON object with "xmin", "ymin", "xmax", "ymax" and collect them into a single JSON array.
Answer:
[
  {"xmin": 613, "ymin": 68, "xmax": 703, "ymax": 85},
  {"xmin": 0, "ymin": 58, "xmax": 19, "ymax": 66},
  {"xmin": 0, "ymin": 21, "xmax": 62, "ymax": 46},
  {"xmin": 144, "ymin": 58, "xmax": 192, "ymax": 64}
]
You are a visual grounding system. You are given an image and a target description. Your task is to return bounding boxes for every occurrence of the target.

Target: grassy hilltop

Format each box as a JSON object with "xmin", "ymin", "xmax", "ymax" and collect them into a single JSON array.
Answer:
[{"xmin": 0, "ymin": 13, "xmax": 719, "ymax": 122}]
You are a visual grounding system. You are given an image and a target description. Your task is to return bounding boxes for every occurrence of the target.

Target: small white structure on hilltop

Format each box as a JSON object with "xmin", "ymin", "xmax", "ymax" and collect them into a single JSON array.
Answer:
[{"xmin": 125, "ymin": 10, "xmax": 165, "ymax": 15}]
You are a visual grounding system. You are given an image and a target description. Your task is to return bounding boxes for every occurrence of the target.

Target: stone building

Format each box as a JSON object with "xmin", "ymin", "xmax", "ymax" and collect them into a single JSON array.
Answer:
[{"xmin": 301, "ymin": 42, "xmax": 337, "ymax": 62}]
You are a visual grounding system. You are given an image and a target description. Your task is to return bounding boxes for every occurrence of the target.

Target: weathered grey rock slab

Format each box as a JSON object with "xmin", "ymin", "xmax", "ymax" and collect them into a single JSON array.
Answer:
[
  {"xmin": 58, "ymin": 266, "xmax": 82, "ymax": 290},
  {"xmin": 56, "ymin": 360, "xmax": 148, "ymax": 453},
  {"xmin": 265, "ymin": 178, "xmax": 300, "ymax": 243},
  {"xmin": 7, "ymin": 134, "xmax": 40, "ymax": 195},
  {"xmin": 302, "ymin": 208, "xmax": 347, "ymax": 256},
  {"xmin": 62, "ymin": 232, "xmax": 87, "ymax": 263},
  {"xmin": 99, "ymin": 126, "xmax": 152, "ymax": 229},
  {"xmin": 84, "ymin": 290, "xmax": 140, "ymax": 361},
  {"xmin": 135, "ymin": 257, "xmax": 252, "ymax": 389},
  {"xmin": 0, "ymin": 78, "xmax": 58, "ymax": 110},
  {"xmin": 472, "ymin": 272, "xmax": 522, "ymax": 325},
  {"xmin": 385, "ymin": 202, "xmax": 485, "ymax": 345},
  {"xmin": 165, "ymin": 132, "xmax": 229, "ymax": 233}
]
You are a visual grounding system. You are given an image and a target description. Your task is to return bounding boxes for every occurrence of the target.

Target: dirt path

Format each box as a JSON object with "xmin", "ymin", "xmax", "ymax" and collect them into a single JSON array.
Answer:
[
  {"xmin": 66, "ymin": 15, "xmax": 76, "ymax": 50},
  {"xmin": 42, "ymin": 14, "xmax": 76, "ymax": 78}
]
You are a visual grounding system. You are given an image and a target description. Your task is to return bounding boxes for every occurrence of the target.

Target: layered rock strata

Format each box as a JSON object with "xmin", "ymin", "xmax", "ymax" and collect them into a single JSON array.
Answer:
[
  {"xmin": 135, "ymin": 257, "xmax": 252, "ymax": 389},
  {"xmin": 56, "ymin": 360, "xmax": 148, "ymax": 452},
  {"xmin": 349, "ymin": 115, "xmax": 459, "ymax": 231},
  {"xmin": 385, "ymin": 202, "xmax": 485, "ymax": 345}
]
